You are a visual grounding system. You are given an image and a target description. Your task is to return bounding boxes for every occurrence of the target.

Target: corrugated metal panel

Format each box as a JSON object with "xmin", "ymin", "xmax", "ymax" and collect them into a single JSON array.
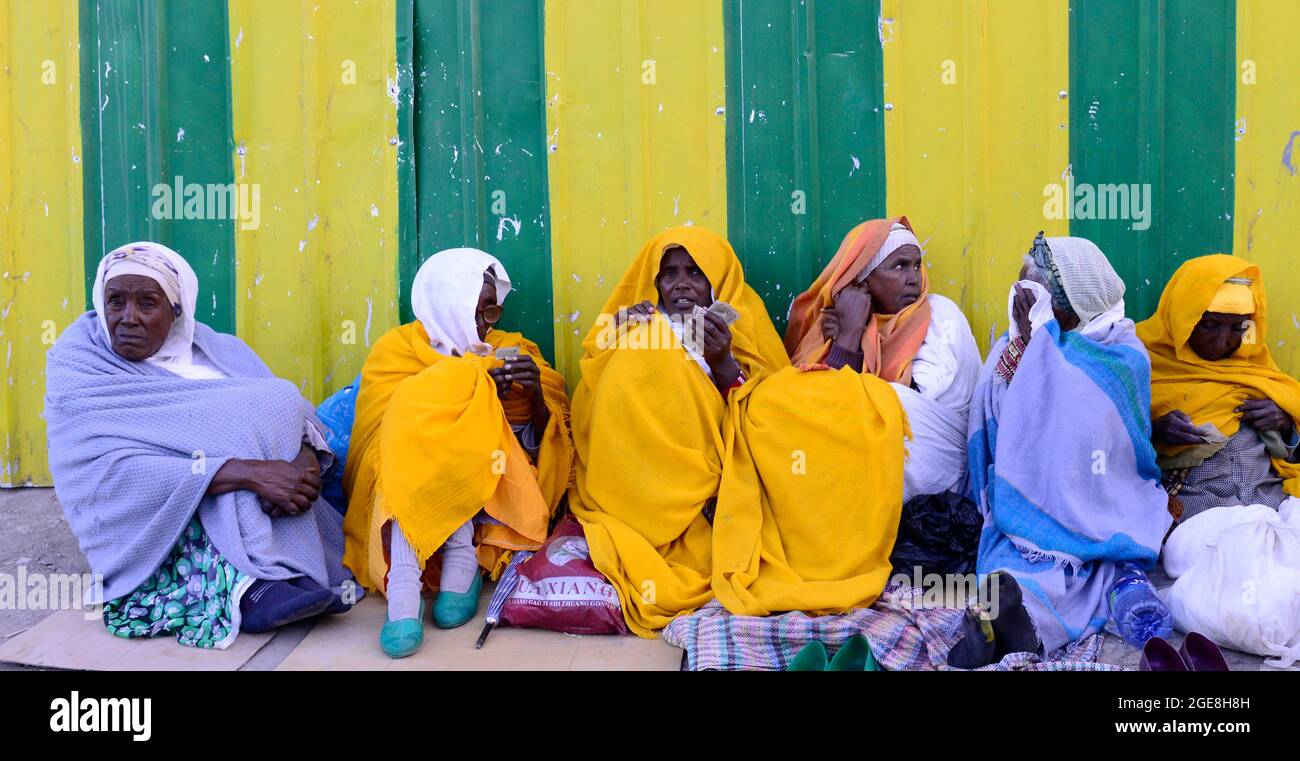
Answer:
[
  {"xmin": 8, "ymin": 0, "xmax": 1300, "ymax": 489},
  {"xmin": 1234, "ymin": 0, "xmax": 1300, "ymax": 373},
  {"xmin": 227, "ymin": 0, "xmax": 399, "ymax": 404},
  {"xmin": 724, "ymin": 0, "xmax": 888, "ymax": 329},
  {"xmin": 544, "ymin": 0, "xmax": 728, "ymax": 381},
  {"xmin": 401, "ymin": 0, "xmax": 554, "ymax": 362},
  {"xmin": 0, "ymin": 0, "xmax": 84, "ymax": 485},
  {"xmin": 883, "ymin": 0, "xmax": 1071, "ymax": 349},
  {"xmin": 79, "ymin": 0, "xmax": 237, "ymax": 332},
  {"xmin": 1069, "ymin": 0, "xmax": 1236, "ymax": 319}
]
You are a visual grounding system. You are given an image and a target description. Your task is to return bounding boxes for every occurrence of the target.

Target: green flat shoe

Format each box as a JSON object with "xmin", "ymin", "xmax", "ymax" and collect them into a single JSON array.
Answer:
[
  {"xmin": 828, "ymin": 633, "xmax": 879, "ymax": 671},
  {"xmin": 379, "ymin": 600, "xmax": 425, "ymax": 659},
  {"xmin": 432, "ymin": 572, "xmax": 483, "ymax": 629},
  {"xmin": 787, "ymin": 640, "xmax": 829, "ymax": 671}
]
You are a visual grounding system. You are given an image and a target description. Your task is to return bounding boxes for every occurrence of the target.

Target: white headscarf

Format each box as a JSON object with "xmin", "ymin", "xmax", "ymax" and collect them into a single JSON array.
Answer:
[
  {"xmin": 92, "ymin": 241, "xmax": 222, "ymax": 378},
  {"xmin": 1007, "ymin": 278, "xmax": 1127, "ymax": 341},
  {"xmin": 410, "ymin": 248, "xmax": 513, "ymax": 357},
  {"xmin": 858, "ymin": 222, "xmax": 921, "ymax": 282},
  {"xmin": 1043, "ymin": 236, "xmax": 1126, "ymax": 324}
]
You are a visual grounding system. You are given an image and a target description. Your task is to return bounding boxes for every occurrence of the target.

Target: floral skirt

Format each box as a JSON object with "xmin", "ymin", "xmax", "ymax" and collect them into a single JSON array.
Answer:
[{"xmin": 103, "ymin": 518, "xmax": 251, "ymax": 649}]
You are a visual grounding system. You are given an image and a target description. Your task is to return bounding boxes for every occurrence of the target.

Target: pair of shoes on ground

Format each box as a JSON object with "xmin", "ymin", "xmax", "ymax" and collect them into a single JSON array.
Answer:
[
  {"xmin": 947, "ymin": 571, "xmax": 1041, "ymax": 669},
  {"xmin": 1139, "ymin": 632, "xmax": 1230, "ymax": 671},
  {"xmin": 787, "ymin": 634, "xmax": 880, "ymax": 671},
  {"xmin": 240, "ymin": 576, "xmax": 360, "ymax": 634},
  {"xmin": 380, "ymin": 573, "xmax": 483, "ymax": 659}
]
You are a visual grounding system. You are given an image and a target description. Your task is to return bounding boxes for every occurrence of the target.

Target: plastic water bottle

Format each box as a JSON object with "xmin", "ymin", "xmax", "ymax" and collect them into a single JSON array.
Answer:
[{"xmin": 1108, "ymin": 561, "xmax": 1173, "ymax": 648}]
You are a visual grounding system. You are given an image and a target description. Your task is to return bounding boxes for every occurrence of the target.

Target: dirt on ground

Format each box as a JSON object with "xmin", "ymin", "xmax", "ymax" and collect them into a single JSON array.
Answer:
[{"xmin": 0, "ymin": 488, "xmax": 90, "ymax": 640}]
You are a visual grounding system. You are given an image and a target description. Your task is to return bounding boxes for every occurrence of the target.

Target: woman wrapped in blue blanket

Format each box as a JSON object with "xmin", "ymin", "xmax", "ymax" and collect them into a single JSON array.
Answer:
[
  {"xmin": 45, "ymin": 242, "xmax": 357, "ymax": 649},
  {"xmin": 948, "ymin": 233, "xmax": 1172, "ymax": 668}
]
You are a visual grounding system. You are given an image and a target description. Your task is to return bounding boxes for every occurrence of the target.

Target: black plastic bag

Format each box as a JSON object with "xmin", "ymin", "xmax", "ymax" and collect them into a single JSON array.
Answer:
[{"xmin": 888, "ymin": 490, "xmax": 981, "ymax": 578}]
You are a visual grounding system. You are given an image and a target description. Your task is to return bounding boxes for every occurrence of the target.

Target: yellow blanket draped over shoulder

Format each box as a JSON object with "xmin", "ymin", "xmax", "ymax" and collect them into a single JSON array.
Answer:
[
  {"xmin": 714, "ymin": 368, "xmax": 908, "ymax": 615},
  {"xmin": 342, "ymin": 323, "xmax": 572, "ymax": 591},
  {"xmin": 1137, "ymin": 254, "xmax": 1300, "ymax": 495},
  {"xmin": 712, "ymin": 219, "xmax": 912, "ymax": 617},
  {"xmin": 568, "ymin": 226, "xmax": 787, "ymax": 637}
]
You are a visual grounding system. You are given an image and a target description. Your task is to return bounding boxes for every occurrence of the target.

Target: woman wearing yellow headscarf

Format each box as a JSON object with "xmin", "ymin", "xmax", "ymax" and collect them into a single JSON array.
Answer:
[
  {"xmin": 568, "ymin": 226, "xmax": 787, "ymax": 637},
  {"xmin": 712, "ymin": 217, "xmax": 980, "ymax": 619},
  {"xmin": 1137, "ymin": 254, "xmax": 1300, "ymax": 527},
  {"xmin": 343, "ymin": 248, "xmax": 572, "ymax": 658}
]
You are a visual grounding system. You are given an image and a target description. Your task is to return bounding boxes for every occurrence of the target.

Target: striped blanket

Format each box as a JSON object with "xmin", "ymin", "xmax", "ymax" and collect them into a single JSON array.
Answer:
[{"xmin": 663, "ymin": 583, "xmax": 1119, "ymax": 671}]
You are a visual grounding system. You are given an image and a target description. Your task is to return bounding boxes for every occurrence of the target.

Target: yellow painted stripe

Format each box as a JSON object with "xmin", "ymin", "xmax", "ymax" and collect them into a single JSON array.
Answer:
[
  {"xmin": 882, "ymin": 0, "xmax": 1069, "ymax": 352},
  {"xmin": 1234, "ymin": 0, "xmax": 1300, "ymax": 375},
  {"xmin": 0, "ymin": 0, "xmax": 83, "ymax": 485},
  {"xmin": 544, "ymin": 0, "xmax": 728, "ymax": 383},
  {"xmin": 229, "ymin": 0, "xmax": 399, "ymax": 403}
]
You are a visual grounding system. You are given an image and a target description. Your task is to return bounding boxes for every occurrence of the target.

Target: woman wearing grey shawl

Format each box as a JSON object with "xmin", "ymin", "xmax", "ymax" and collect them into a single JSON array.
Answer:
[{"xmin": 45, "ymin": 242, "xmax": 356, "ymax": 648}]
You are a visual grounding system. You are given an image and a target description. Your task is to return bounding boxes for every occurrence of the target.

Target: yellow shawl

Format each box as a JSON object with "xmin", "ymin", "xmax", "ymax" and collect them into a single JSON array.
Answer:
[
  {"xmin": 713, "ymin": 358, "xmax": 909, "ymax": 617},
  {"xmin": 568, "ymin": 226, "xmax": 788, "ymax": 637},
  {"xmin": 1136, "ymin": 254, "xmax": 1300, "ymax": 494},
  {"xmin": 342, "ymin": 324, "xmax": 572, "ymax": 591}
]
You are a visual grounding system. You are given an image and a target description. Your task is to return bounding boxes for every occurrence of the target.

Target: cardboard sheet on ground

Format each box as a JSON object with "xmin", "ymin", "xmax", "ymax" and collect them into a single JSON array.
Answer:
[
  {"xmin": 0, "ymin": 609, "xmax": 274, "ymax": 671},
  {"xmin": 277, "ymin": 584, "xmax": 683, "ymax": 671}
]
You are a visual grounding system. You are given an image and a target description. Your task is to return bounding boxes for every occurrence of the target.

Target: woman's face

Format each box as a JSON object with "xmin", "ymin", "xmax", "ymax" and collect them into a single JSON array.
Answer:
[
  {"xmin": 475, "ymin": 274, "xmax": 500, "ymax": 341},
  {"xmin": 104, "ymin": 275, "xmax": 175, "ymax": 361},
  {"xmin": 655, "ymin": 246, "xmax": 713, "ymax": 317},
  {"xmin": 865, "ymin": 244, "xmax": 923, "ymax": 314},
  {"xmin": 1188, "ymin": 311, "xmax": 1251, "ymax": 361}
]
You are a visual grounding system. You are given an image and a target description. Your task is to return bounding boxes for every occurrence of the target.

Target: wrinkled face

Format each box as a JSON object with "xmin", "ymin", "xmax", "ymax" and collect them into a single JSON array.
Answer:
[
  {"xmin": 655, "ymin": 246, "xmax": 713, "ymax": 317},
  {"xmin": 1189, "ymin": 310, "xmax": 1251, "ymax": 361},
  {"xmin": 865, "ymin": 244, "xmax": 923, "ymax": 314},
  {"xmin": 104, "ymin": 275, "xmax": 175, "ymax": 361},
  {"xmin": 475, "ymin": 273, "xmax": 500, "ymax": 341}
]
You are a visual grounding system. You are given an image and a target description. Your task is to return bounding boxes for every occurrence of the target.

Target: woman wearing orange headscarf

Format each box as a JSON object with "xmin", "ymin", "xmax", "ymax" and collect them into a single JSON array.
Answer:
[
  {"xmin": 568, "ymin": 226, "xmax": 787, "ymax": 637},
  {"xmin": 1138, "ymin": 254, "xmax": 1300, "ymax": 526},
  {"xmin": 712, "ymin": 217, "xmax": 982, "ymax": 619}
]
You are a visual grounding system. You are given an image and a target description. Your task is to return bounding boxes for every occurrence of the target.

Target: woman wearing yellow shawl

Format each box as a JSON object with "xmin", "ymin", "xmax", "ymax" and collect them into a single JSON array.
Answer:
[
  {"xmin": 1137, "ymin": 254, "xmax": 1300, "ymax": 527},
  {"xmin": 568, "ymin": 226, "xmax": 787, "ymax": 637},
  {"xmin": 712, "ymin": 217, "xmax": 981, "ymax": 619},
  {"xmin": 343, "ymin": 248, "xmax": 572, "ymax": 657}
]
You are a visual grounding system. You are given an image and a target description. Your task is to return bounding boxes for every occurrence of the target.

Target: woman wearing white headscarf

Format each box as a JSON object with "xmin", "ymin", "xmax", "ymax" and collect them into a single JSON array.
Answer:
[
  {"xmin": 45, "ymin": 242, "xmax": 355, "ymax": 649},
  {"xmin": 342, "ymin": 248, "xmax": 572, "ymax": 658},
  {"xmin": 950, "ymin": 233, "xmax": 1171, "ymax": 668}
]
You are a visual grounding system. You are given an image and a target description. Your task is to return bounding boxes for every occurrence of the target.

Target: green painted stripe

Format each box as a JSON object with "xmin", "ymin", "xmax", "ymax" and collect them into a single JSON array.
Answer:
[
  {"xmin": 396, "ymin": 0, "xmax": 417, "ymax": 327},
  {"xmin": 397, "ymin": 0, "xmax": 555, "ymax": 362},
  {"xmin": 723, "ymin": 0, "xmax": 887, "ymax": 330},
  {"xmin": 1068, "ymin": 0, "xmax": 1236, "ymax": 319},
  {"xmin": 78, "ymin": 0, "xmax": 236, "ymax": 333}
]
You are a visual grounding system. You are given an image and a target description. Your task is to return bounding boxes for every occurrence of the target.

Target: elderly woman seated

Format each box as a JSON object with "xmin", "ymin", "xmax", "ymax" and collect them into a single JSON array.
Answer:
[
  {"xmin": 711, "ymin": 218, "xmax": 983, "ymax": 617},
  {"xmin": 1136, "ymin": 255, "xmax": 1300, "ymax": 662},
  {"xmin": 567, "ymin": 226, "xmax": 788, "ymax": 637},
  {"xmin": 45, "ymin": 242, "xmax": 355, "ymax": 649},
  {"xmin": 1138, "ymin": 254, "xmax": 1300, "ymax": 524},
  {"xmin": 342, "ymin": 248, "xmax": 572, "ymax": 658},
  {"xmin": 949, "ymin": 234, "xmax": 1172, "ymax": 668}
]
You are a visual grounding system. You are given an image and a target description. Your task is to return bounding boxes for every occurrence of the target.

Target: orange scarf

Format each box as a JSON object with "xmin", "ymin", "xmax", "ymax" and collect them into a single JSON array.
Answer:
[{"xmin": 785, "ymin": 217, "xmax": 931, "ymax": 384}]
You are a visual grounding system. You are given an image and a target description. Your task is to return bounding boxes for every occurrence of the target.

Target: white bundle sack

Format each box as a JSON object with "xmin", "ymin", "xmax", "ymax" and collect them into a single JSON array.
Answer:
[{"xmin": 1163, "ymin": 498, "xmax": 1300, "ymax": 668}]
